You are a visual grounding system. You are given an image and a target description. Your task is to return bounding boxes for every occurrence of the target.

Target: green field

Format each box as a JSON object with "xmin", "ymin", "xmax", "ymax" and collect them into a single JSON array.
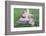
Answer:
[{"xmin": 14, "ymin": 8, "xmax": 39, "ymax": 28}]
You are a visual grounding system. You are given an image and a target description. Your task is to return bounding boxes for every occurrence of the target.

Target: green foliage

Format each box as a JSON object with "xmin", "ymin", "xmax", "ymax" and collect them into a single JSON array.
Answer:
[{"xmin": 14, "ymin": 8, "xmax": 39, "ymax": 27}]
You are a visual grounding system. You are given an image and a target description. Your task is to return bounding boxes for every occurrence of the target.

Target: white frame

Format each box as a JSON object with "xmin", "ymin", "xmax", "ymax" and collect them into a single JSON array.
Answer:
[{"xmin": 11, "ymin": 5, "xmax": 42, "ymax": 32}]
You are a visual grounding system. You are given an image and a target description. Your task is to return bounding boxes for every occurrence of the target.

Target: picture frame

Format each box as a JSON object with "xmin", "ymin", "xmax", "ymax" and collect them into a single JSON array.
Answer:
[{"xmin": 5, "ymin": 1, "xmax": 45, "ymax": 35}]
